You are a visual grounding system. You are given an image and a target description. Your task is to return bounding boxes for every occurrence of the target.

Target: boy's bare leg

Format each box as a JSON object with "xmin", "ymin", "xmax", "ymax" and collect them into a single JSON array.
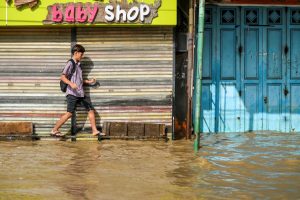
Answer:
[
  {"xmin": 52, "ymin": 112, "xmax": 73, "ymax": 132},
  {"xmin": 88, "ymin": 110, "xmax": 101, "ymax": 135}
]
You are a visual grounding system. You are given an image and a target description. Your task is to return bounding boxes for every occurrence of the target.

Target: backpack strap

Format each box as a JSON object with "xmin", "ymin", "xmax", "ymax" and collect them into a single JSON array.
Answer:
[{"xmin": 68, "ymin": 59, "xmax": 76, "ymax": 80}]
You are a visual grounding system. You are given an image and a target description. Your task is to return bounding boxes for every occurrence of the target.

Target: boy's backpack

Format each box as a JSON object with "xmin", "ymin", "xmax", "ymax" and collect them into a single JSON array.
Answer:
[{"xmin": 60, "ymin": 59, "xmax": 76, "ymax": 93}]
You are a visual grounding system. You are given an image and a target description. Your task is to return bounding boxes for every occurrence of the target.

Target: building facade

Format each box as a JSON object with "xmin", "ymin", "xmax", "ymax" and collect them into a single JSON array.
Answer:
[{"xmin": 0, "ymin": 0, "xmax": 176, "ymax": 136}]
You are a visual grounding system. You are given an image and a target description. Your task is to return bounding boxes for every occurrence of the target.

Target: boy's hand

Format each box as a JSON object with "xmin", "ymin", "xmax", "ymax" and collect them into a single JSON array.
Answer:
[
  {"xmin": 89, "ymin": 78, "xmax": 96, "ymax": 85},
  {"xmin": 69, "ymin": 82, "xmax": 78, "ymax": 90}
]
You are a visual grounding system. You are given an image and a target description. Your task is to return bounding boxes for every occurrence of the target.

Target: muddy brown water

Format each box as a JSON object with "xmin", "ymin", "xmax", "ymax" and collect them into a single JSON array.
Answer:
[{"xmin": 0, "ymin": 132, "xmax": 299, "ymax": 200}]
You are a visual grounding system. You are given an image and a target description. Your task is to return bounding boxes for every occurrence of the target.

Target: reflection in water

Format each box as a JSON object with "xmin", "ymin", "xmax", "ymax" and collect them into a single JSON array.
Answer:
[{"xmin": 0, "ymin": 132, "xmax": 299, "ymax": 199}]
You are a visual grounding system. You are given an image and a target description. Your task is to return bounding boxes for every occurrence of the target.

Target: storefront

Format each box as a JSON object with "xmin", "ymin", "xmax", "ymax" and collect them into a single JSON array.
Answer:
[
  {"xmin": 0, "ymin": 0, "xmax": 176, "ymax": 135},
  {"xmin": 196, "ymin": 0, "xmax": 300, "ymax": 133}
]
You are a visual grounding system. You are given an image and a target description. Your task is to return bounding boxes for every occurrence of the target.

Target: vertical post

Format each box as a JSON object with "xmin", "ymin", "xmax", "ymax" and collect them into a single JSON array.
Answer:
[
  {"xmin": 71, "ymin": 27, "xmax": 77, "ymax": 137},
  {"xmin": 172, "ymin": 28, "xmax": 176, "ymax": 140},
  {"xmin": 71, "ymin": 27, "xmax": 77, "ymax": 49},
  {"xmin": 71, "ymin": 113, "xmax": 76, "ymax": 137},
  {"xmin": 186, "ymin": 0, "xmax": 195, "ymax": 139},
  {"xmin": 193, "ymin": 0, "xmax": 205, "ymax": 152}
]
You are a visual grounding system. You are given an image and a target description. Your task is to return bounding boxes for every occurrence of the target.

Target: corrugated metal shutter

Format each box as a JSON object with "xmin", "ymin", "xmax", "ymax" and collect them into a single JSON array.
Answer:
[
  {"xmin": 0, "ymin": 27, "xmax": 173, "ymax": 136},
  {"xmin": 0, "ymin": 28, "xmax": 71, "ymax": 135},
  {"xmin": 76, "ymin": 27, "xmax": 173, "ymax": 131}
]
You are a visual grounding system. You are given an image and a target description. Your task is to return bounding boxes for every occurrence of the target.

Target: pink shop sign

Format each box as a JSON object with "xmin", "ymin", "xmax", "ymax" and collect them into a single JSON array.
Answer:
[{"xmin": 43, "ymin": 1, "xmax": 161, "ymax": 25}]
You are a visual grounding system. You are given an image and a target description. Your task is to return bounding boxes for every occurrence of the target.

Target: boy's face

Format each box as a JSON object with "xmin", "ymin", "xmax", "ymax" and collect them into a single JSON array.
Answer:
[{"xmin": 74, "ymin": 51, "xmax": 84, "ymax": 62}]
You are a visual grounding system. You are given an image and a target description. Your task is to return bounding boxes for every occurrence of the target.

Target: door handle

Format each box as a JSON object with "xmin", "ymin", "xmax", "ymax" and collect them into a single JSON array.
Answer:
[
  {"xmin": 284, "ymin": 86, "xmax": 289, "ymax": 96},
  {"xmin": 284, "ymin": 45, "xmax": 289, "ymax": 55},
  {"xmin": 238, "ymin": 45, "xmax": 243, "ymax": 55},
  {"xmin": 264, "ymin": 96, "xmax": 268, "ymax": 104}
]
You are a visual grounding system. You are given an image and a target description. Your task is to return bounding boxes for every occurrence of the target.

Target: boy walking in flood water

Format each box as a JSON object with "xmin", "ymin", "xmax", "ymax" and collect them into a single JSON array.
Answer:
[{"xmin": 51, "ymin": 44, "xmax": 104, "ymax": 137}]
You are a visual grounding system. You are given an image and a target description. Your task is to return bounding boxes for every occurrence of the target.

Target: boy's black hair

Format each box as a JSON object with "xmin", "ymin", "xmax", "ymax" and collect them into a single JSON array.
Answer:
[{"xmin": 71, "ymin": 44, "xmax": 85, "ymax": 55}]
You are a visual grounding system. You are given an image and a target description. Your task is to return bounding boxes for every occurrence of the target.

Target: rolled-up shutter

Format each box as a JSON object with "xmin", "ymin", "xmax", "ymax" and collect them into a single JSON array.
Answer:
[
  {"xmin": 76, "ymin": 27, "xmax": 173, "ymax": 131},
  {"xmin": 0, "ymin": 28, "xmax": 71, "ymax": 135}
]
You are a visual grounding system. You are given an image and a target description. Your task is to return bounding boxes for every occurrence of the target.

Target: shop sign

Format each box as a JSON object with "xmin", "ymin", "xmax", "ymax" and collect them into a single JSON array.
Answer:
[
  {"xmin": 43, "ymin": 0, "xmax": 161, "ymax": 24},
  {"xmin": 207, "ymin": 0, "xmax": 300, "ymax": 4}
]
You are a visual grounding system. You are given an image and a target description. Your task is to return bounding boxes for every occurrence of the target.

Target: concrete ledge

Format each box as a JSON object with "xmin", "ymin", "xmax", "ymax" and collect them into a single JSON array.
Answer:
[
  {"xmin": 0, "ymin": 122, "xmax": 33, "ymax": 135},
  {"xmin": 102, "ymin": 122, "xmax": 166, "ymax": 137}
]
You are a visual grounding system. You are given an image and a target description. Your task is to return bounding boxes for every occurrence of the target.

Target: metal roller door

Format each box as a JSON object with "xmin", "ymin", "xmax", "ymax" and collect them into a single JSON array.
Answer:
[{"xmin": 0, "ymin": 28, "xmax": 71, "ymax": 135}]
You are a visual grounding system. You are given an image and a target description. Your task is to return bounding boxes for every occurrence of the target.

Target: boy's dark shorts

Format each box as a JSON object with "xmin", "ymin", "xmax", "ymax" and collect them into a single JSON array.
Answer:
[{"xmin": 66, "ymin": 95, "xmax": 95, "ymax": 113}]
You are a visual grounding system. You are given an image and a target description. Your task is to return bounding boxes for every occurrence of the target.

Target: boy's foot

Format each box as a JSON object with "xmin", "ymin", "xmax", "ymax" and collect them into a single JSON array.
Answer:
[
  {"xmin": 50, "ymin": 130, "xmax": 64, "ymax": 137},
  {"xmin": 92, "ymin": 131, "xmax": 106, "ymax": 136}
]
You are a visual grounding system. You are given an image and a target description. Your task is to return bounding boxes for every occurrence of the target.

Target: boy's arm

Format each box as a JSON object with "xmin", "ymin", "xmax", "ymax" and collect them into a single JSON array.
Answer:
[
  {"xmin": 61, "ymin": 74, "xmax": 78, "ymax": 89},
  {"xmin": 84, "ymin": 78, "xmax": 96, "ymax": 85}
]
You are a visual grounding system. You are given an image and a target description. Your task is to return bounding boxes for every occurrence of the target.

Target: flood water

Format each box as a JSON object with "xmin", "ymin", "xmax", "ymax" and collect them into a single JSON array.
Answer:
[{"xmin": 0, "ymin": 132, "xmax": 299, "ymax": 200}]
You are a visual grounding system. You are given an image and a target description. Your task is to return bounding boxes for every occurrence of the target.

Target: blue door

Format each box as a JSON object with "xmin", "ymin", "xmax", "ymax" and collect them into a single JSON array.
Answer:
[
  {"xmin": 287, "ymin": 8, "xmax": 300, "ymax": 132},
  {"xmin": 217, "ymin": 8, "xmax": 242, "ymax": 132},
  {"xmin": 200, "ymin": 6, "xmax": 300, "ymax": 133},
  {"xmin": 240, "ymin": 7, "xmax": 264, "ymax": 132},
  {"xmin": 201, "ymin": 10, "xmax": 216, "ymax": 132},
  {"xmin": 262, "ymin": 8, "xmax": 287, "ymax": 132},
  {"xmin": 202, "ymin": 7, "xmax": 242, "ymax": 133}
]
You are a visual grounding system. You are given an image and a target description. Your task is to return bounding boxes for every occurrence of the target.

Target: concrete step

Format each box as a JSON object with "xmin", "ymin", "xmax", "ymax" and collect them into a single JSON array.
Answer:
[
  {"xmin": 0, "ymin": 122, "xmax": 33, "ymax": 135},
  {"xmin": 0, "ymin": 121, "xmax": 168, "ymax": 141}
]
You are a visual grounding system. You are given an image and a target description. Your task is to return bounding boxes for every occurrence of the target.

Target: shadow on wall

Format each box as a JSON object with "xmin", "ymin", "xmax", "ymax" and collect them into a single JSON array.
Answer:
[{"xmin": 75, "ymin": 56, "xmax": 102, "ymax": 133}]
